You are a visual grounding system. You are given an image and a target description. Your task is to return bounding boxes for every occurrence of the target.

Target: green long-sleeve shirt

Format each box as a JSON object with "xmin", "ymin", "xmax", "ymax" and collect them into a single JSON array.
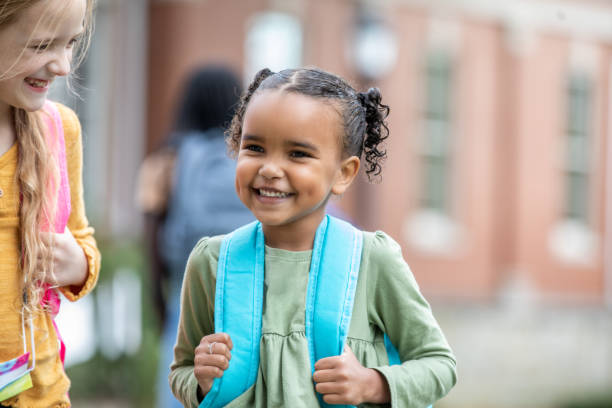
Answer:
[{"xmin": 170, "ymin": 230, "xmax": 457, "ymax": 407}]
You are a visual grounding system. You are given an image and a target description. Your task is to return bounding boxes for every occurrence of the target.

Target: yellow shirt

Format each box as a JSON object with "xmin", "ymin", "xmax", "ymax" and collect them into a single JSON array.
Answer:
[{"xmin": 0, "ymin": 103, "xmax": 101, "ymax": 408}]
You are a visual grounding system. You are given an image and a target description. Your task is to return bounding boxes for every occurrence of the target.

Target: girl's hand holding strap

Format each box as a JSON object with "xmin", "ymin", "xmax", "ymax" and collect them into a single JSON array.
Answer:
[
  {"xmin": 41, "ymin": 227, "xmax": 88, "ymax": 288},
  {"xmin": 313, "ymin": 345, "xmax": 391, "ymax": 405},
  {"xmin": 194, "ymin": 333, "xmax": 233, "ymax": 401}
]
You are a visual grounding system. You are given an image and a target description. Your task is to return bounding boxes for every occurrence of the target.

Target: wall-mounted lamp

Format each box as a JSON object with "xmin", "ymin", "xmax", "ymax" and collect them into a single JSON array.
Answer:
[{"xmin": 349, "ymin": 13, "xmax": 398, "ymax": 82}]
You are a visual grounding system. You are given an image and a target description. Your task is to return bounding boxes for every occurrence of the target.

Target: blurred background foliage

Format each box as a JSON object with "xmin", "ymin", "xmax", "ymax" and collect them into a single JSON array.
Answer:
[{"xmin": 66, "ymin": 241, "xmax": 157, "ymax": 407}]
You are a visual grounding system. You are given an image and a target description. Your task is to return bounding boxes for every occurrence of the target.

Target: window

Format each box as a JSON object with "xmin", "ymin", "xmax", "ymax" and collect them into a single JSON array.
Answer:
[
  {"xmin": 564, "ymin": 74, "xmax": 591, "ymax": 222},
  {"xmin": 244, "ymin": 12, "xmax": 302, "ymax": 83},
  {"xmin": 421, "ymin": 52, "xmax": 453, "ymax": 213}
]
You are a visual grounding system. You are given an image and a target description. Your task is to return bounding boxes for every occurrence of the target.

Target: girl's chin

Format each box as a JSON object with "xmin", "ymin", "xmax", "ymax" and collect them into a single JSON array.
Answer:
[{"xmin": 19, "ymin": 97, "xmax": 47, "ymax": 112}]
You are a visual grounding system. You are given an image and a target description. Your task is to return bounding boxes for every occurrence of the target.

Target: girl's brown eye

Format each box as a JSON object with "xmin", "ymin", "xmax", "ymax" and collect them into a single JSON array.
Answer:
[
  {"xmin": 245, "ymin": 145, "xmax": 264, "ymax": 153},
  {"xmin": 290, "ymin": 151, "xmax": 311, "ymax": 159}
]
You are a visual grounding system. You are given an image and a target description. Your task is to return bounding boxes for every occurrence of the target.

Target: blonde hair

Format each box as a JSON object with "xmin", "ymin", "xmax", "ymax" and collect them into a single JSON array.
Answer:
[{"xmin": 0, "ymin": 0, "xmax": 95, "ymax": 315}]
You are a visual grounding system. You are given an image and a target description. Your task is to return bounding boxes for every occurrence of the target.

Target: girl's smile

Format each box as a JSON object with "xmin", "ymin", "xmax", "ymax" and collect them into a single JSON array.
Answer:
[
  {"xmin": 24, "ymin": 76, "xmax": 51, "ymax": 93},
  {"xmin": 254, "ymin": 187, "xmax": 295, "ymax": 200},
  {"xmin": 235, "ymin": 90, "xmax": 359, "ymax": 250}
]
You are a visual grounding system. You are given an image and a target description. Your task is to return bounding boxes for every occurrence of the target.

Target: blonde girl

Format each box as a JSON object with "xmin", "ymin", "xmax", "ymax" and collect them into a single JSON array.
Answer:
[{"xmin": 0, "ymin": 0, "xmax": 100, "ymax": 406}]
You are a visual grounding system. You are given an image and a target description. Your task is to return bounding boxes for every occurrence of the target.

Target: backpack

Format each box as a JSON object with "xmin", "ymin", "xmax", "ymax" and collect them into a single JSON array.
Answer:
[
  {"xmin": 159, "ymin": 129, "xmax": 254, "ymax": 277},
  {"xmin": 201, "ymin": 216, "xmax": 415, "ymax": 408}
]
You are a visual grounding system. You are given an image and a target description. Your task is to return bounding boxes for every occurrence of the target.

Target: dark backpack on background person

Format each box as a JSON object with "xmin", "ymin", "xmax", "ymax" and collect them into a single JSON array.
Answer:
[{"xmin": 159, "ymin": 128, "xmax": 254, "ymax": 279}]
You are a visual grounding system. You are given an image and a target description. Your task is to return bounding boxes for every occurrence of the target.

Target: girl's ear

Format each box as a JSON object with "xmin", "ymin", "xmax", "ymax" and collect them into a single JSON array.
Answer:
[{"xmin": 332, "ymin": 156, "xmax": 360, "ymax": 195}]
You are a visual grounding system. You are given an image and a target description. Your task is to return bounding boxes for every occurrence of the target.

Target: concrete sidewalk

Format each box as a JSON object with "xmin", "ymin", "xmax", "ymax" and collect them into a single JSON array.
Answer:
[{"xmin": 433, "ymin": 301, "xmax": 612, "ymax": 408}]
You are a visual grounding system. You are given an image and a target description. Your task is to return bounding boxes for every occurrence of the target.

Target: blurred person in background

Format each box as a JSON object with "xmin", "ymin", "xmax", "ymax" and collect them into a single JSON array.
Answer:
[
  {"xmin": 0, "ymin": 0, "xmax": 100, "ymax": 406},
  {"xmin": 136, "ymin": 65, "xmax": 253, "ymax": 408}
]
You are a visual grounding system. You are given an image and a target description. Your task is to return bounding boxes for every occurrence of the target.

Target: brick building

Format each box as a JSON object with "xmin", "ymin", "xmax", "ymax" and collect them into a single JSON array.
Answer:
[{"xmin": 64, "ymin": 0, "xmax": 612, "ymax": 406}]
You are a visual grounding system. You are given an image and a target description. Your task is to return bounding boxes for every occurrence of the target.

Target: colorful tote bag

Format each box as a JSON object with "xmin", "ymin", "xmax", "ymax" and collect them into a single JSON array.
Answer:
[{"xmin": 0, "ymin": 311, "xmax": 36, "ymax": 401}]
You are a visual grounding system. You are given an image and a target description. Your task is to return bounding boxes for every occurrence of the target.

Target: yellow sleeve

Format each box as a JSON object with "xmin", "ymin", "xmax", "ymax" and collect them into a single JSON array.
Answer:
[{"xmin": 55, "ymin": 102, "xmax": 101, "ymax": 301}]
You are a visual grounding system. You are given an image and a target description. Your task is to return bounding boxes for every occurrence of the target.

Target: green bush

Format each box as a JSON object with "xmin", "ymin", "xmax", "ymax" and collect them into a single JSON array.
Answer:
[{"xmin": 560, "ymin": 394, "xmax": 612, "ymax": 408}]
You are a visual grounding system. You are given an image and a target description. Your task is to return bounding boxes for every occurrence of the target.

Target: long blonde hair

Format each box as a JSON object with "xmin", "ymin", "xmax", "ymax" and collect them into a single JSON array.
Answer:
[{"xmin": 0, "ymin": 0, "xmax": 95, "ymax": 315}]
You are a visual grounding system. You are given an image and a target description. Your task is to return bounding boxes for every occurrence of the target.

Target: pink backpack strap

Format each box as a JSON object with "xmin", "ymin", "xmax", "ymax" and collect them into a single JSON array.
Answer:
[
  {"xmin": 40, "ymin": 101, "xmax": 71, "ymax": 367},
  {"xmin": 41, "ymin": 100, "xmax": 71, "ymax": 233}
]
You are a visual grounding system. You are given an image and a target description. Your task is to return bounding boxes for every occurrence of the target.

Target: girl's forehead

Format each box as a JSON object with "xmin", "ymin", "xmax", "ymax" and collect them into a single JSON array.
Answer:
[
  {"xmin": 14, "ymin": 0, "xmax": 85, "ymax": 41},
  {"xmin": 243, "ymin": 89, "xmax": 345, "ymax": 152},
  {"xmin": 246, "ymin": 90, "xmax": 343, "ymax": 134},
  {"xmin": 249, "ymin": 89, "xmax": 342, "ymax": 120}
]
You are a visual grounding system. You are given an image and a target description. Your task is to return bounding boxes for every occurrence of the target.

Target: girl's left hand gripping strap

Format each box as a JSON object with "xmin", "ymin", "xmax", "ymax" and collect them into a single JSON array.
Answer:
[
  {"xmin": 306, "ymin": 216, "xmax": 363, "ymax": 408},
  {"xmin": 200, "ymin": 221, "xmax": 264, "ymax": 408}
]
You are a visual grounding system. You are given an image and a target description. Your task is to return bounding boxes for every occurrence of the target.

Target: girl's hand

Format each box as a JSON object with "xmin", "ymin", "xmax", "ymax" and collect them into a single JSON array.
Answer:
[
  {"xmin": 194, "ymin": 333, "xmax": 233, "ymax": 399},
  {"xmin": 41, "ymin": 228, "xmax": 88, "ymax": 288},
  {"xmin": 313, "ymin": 345, "xmax": 391, "ymax": 405}
]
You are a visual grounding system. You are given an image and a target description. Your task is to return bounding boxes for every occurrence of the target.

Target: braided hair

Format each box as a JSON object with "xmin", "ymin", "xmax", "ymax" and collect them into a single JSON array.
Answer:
[{"xmin": 227, "ymin": 67, "xmax": 390, "ymax": 180}]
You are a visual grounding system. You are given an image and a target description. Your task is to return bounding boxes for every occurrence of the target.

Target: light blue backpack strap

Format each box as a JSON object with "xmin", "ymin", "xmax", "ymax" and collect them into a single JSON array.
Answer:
[
  {"xmin": 306, "ymin": 215, "xmax": 363, "ymax": 408},
  {"xmin": 384, "ymin": 334, "xmax": 401, "ymax": 365},
  {"xmin": 200, "ymin": 221, "xmax": 264, "ymax": 408}
]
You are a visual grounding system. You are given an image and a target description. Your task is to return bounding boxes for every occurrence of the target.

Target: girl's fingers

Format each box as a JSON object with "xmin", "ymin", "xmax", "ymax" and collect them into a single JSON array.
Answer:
[
  {"xmin": 201, "ymin": 332, "xmax": 233, "ymax": 350},
  {"xmin": 322, "ymin": 393, "xmax": 352, "ymax": 405},
  {"xmin": 194, "ymin": 364, "xmax": 225, "ymax": 380},
  {"xmin": 196, "ymin": 333, "xmax": 233, "ymax": 361},
  {"xmin": 316, "ymin": 382, "xmax": 359, "ymax": 405},
  {"xmin": 194, "ymin": 333, "xmax": 234, "ymax": 388},
  {"xmin": 194, "ymin": 343, "xmax": 230, "ymax": 362},
  {"xmin": 194, "ymin": 343, "xmax": 231, "ymax": 365},
  {"xmin": 313, "ymin": 368, "xmax": 339, "ymax": 384},
  {"xmin": 209, "ymin": 341, "xmax": 231, "ymax": 360},
  {"xmin": 314, "ymin": 354, "xmax": 341, "ymax": 371},
  {"xmin": 194, "ymin": 352, "xmax": 230, "ymax": 370}
]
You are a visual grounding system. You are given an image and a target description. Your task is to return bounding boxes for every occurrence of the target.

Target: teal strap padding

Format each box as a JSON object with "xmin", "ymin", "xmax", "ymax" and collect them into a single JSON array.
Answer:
[
  {"xmin": 200, "ymin": 221, "xmax": 264, "ymax": 408},
  {"xmin": 305, "ymin": 216, "xmax": 363, "ymax": 408},
  {"xmin": 384, "ymin": 333, "xmax": 401, "ymax": 365}
]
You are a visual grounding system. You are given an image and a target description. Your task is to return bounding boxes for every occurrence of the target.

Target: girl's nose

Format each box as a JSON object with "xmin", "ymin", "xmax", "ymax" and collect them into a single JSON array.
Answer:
[
  {"xmin": 258, "ymin": 161, "xmax": 283, "ymax": 179},
  {"xmin": 47, "ymin": 49, "xmax": 72, "ymax": 77}
]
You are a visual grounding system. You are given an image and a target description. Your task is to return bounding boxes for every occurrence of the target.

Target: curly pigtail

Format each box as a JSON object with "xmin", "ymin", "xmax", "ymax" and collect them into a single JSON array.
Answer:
[{"xmin": 357, "ymin": 88, "xmax": 389, "ymax": 180}]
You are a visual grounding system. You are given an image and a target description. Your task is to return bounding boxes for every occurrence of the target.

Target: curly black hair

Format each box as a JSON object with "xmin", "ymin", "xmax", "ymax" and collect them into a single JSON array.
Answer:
[{"xmin": 227, "ymin": 67, "xmax": 390, "ymax": 180}]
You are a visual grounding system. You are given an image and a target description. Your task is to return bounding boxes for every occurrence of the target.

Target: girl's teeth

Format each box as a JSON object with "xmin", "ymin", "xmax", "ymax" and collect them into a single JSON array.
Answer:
[
  {"xmin": 26, "ymin": 78, "xmax": 47, "ymax": 88},
  {"xmin": 259, "ymin": 189, "xmax": 289, "ymax": 198}
]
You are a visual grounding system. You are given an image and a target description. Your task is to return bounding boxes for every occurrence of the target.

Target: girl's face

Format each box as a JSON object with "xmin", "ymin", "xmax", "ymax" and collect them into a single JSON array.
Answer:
[
  {"xmin": 235, "ymin": 90, "xmax": 359, "ymax": 246},
  {"xmin": 0, "ymin": 0, "xmax": 86, "ymax": 115}
]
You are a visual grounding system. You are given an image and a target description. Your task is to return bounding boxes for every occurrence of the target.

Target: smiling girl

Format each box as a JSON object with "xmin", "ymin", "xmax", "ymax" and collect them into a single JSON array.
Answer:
[
  {"xmin": 0, "ymin": 0, "xmax": 100, "ymax": 406},
  {"xmin": 170, "ymin": 67, "xmax": 456, "ymax": 408}
]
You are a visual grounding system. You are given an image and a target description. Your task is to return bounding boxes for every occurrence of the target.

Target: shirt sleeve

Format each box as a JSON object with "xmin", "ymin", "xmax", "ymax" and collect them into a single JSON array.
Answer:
[
  {"xmin": 169, "ymin": 236, "xmax": 220, "ymax": 407},
  {"xmin": 55, "ymin": 103, "xmax": 101, "ymax": 301},
  {"xmin": 364, "ymin": 231, "xmax": 457, "ymax": 407}
]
